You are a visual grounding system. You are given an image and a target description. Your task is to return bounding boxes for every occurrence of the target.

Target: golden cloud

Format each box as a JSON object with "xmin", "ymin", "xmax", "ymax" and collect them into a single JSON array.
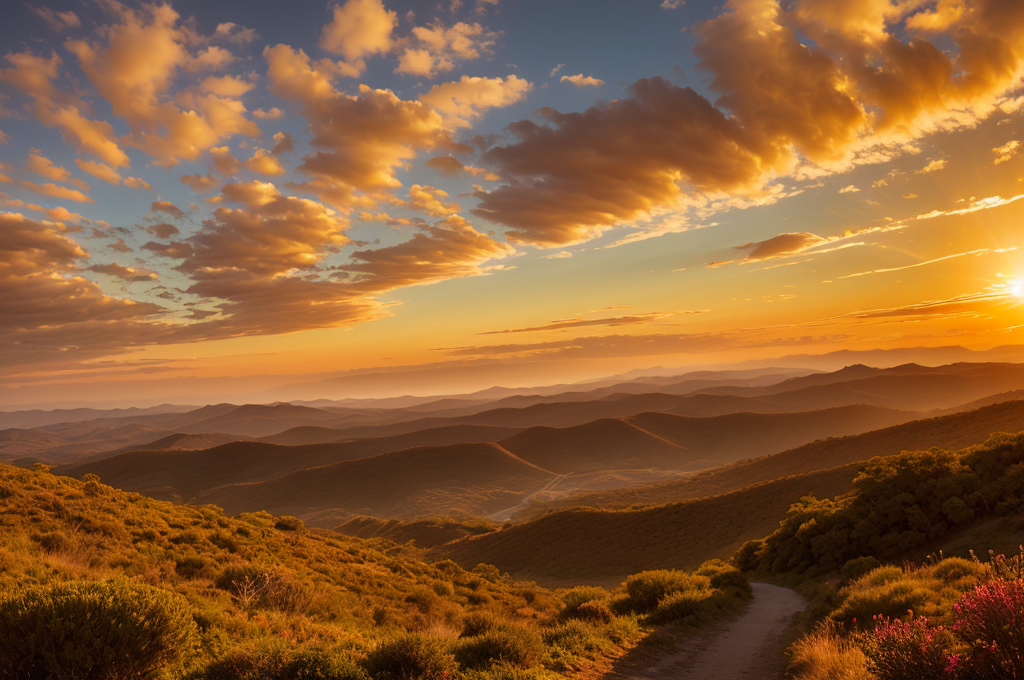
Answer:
[{"xmin": 473, "ymin": 0, "xmax": 1024, "ymax": 246}]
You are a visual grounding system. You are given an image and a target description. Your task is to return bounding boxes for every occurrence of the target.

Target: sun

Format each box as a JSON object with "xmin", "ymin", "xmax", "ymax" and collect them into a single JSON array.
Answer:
[{"xmin": 1010, "ymin": 278, "xmax": 1024, "ymax": 299}]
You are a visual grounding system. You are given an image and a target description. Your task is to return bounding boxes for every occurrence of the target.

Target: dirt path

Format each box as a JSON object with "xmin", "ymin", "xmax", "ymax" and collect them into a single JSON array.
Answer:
[{"xmin": 605, "ymin": 582, "xmax": 806, "ymax": 680}]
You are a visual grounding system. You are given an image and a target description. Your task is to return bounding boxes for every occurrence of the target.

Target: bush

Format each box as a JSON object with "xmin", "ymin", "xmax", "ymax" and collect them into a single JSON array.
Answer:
[
  {"xmin": 646, "ymin": 589, "xmax": 709, "ymax": 625},
  {"xmin": 569, "ymin": 601, "xmax": 613, "ymax": 624},
  {"xmin": 860, "ymin": 616, "xmax": 956, "ymax": 680},
  {"xmin": 558, "ymin": 586, "xmax": 608, "ymax": 620},
  {"xmin": 203, "ymin": 640, "xmax": 368, "ymax": 680},
  {"xmin": 275, "ymin": 516, "xmax": 305, "ymax": 532},
  {"xmin": 0, "ymin": 578, "xmax": 199, "ymax": 680},
  {"xmin": 696, "ymin": 561, "xmax": 751, "ymax": 596},
  {"xmin": 619, "ymin": 570, "xmax": 708, "ymax": 614},
  {"xmin": 841, "ymin": 557, "xmax": 881, "ymax": 583},
  {"xmin": 953, "ymin": 578, "xmax": 1024, "ymax": 679},
  {"xmin": 364, "ymin": 635, "xmax": 459, "ymax": 680},
  {"xmin": 461, "ymin": 611, "xmax": 498, "ymax": 637},
  {"xmin": 455, "ymin": 627, "xmax": 543, "ymax": 670}
]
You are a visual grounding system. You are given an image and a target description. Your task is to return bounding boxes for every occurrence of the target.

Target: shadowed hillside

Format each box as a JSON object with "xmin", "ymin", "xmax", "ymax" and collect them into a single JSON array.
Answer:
[
  {"xmin": 436, "ymin": 465, "xmax": 859, "ymax": 585},
  {"xmin": 529, "ymin": 399, "xmax": 1024, "ymax": 512},
  {"xmin": 60, "ymin": 423, "xmax": 525, "ymax": 502},
  {"xmin": 201, "ymin": 442, "xmax": 554, "ymax": 523},
  {"xmin": 499, "ymin": 418, "xmax": 686, "ymax": 474},
  {"xmin": 335, "ymin": 515, "xmax": 499, "ymax": 548}
]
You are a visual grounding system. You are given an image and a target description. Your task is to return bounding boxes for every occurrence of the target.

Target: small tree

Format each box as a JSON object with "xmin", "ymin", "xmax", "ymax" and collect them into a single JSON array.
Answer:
[{"xmin": 0, "ymin": 578, "xmax": 199, "ymax": 680}]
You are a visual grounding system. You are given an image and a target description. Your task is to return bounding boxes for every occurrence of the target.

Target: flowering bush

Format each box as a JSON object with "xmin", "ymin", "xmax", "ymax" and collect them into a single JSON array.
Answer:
[
  {"xmin": 953, "ymin": 579, "xmax": 1024, "ymax": 679},
  {"xmin": 861, "ymin": 616, "xmax": 955, "ymax": 680},
  {"xmin": 858, "ymin": 577, "xmax": 1024, "ymax": 680}
]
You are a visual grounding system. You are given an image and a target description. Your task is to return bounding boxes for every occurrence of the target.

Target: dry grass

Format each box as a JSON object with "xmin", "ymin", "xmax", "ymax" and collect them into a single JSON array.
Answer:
[{"xmin": 790, "ymin": 623, "xmax": 874, "ymax": 680}]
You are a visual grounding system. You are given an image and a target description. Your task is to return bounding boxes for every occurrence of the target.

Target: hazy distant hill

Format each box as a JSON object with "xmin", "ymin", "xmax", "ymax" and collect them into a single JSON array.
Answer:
[
  {"xmin": 535, "ymin": 398, "xmax": 1024, "ymax": 512},
  {"xmin": 201, "ymin": 442, "xmax": 554, "ymax": 523}
]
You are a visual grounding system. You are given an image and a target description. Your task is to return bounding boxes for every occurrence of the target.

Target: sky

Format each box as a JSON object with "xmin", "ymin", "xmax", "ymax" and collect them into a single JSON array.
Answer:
[{"xmin": 3, "ymin": 0, "xmax": 1024, "ymax": 408}]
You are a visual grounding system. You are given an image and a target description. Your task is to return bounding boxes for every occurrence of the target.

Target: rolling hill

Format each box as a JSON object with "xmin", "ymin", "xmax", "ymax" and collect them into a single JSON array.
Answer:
[
  {"xmin": 200, "ymin": 442, "xmax": 554, "ymax": 523},
  {"xmin": 435, "ymin": 464, "xmax": 860, "ymax": 585},
  {"xmin": 531, "ymin": 398, "xmax": 1024, "ymax": 512}
]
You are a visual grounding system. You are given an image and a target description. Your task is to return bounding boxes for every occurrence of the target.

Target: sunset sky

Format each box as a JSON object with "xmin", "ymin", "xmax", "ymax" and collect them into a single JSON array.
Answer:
[{"xmin": 3, "ymin": 0, "xmax": 1024, "ymax": 407}]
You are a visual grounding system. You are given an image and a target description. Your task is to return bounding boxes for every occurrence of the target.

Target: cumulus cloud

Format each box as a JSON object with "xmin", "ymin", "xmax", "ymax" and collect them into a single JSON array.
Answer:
[
  {"xmin": 395, "ymin": 20, "xmax": 497, "ymax": 77},
  {"xmin": 838, "ymin": 184, "xmax": 860, "ymax": 193},
  {"xmin": 319, "ymin": 0, "xmax": 397, "ymax": 76},
  {"xmin": 181, "ymin": 173, "xmax": 219, "ymax": 193},
  {"xmin": 19, "ymin": 180, "xmax": 92, "ymax": 203},
  {"xmin": 122, "ymin": 177, "xmax": 152, "ymax": 190},
  {"xmin": 64, "ymin": 3, "xmax": 260, "ymax": 166},
  {"xmin": 560, "ymin": 74, "xmax": 604, "ymax": 87},
  {"xmin": 25, "ymin": 149, "xmax": 88, "ymax": 190},
  {"xmin": 150, "ymin": 200, "xmax": 185, "ymax": 219},
  {"xmin": 0, "ymin": 51, "xmax": 130, "ymax": 167},
  {"xmin": 244, "ymin": 148, "xmax": 285, "ymax": 176},
  {"xmin": 145, "ymin": 222, "xmax": 180, "ymax": 239},
  {"xmin": 264, "ymin": 44, "xmax": 448, "ymax": 201},
  {"xmin": 420, "ymin": 74, "xmax": 532, "ymax": 128},
  {"xmin": 76, "ymin": 158, "xmax": 122, "ymax": 184},
  {"xmin": 473, "ymin": 0, "xmax": 1024, "ymax": 246},
  {"xmin": 993, "ymin": 139, "xmax": 1022, "ymax": 164},
  {"xmin": 253, "ymin": 107, "xmax": 285, "ymax": 119}
]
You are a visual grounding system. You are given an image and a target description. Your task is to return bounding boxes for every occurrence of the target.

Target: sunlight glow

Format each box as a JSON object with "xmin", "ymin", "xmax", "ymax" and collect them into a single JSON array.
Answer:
[{"xmin": 1011, "ymin": 279, "xmax": 1024, "ymax": 299}]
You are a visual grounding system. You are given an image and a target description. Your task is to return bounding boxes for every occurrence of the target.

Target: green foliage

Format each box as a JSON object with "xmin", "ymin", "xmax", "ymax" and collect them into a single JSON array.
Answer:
[
  {"xmin": 0, "ymin": 578, "xmax": 198, "ymax": 680},
  {"xmin": 364, "ymin": 635, "xmax": 459, "ymax": 680},
  {"xmin": 618, "ymin": 570, "xmax": 709, "ymax": 614},
  {"xmin": 752, "ymin": 434, "xmax": 1024, "ymax": 576},
  {"xmin": 557, "ymin": 586, "xmax": 609, "ymax": 621},
  {"xmin": 646, "ymin": 589, "xmax": 708, "ymax": 625},
  {"xmin": 840, "ymin": 556, "xmax": 880, "ymax": 583}
]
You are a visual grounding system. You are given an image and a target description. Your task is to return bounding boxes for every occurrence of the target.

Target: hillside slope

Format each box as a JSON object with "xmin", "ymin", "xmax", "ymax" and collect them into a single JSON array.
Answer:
[
  {"xmin": 436, "ymin": 465, "xmax": 859, "ymax": 584},
  {"xmin": 200, "ymin": 442, "xmax": 555, "ymax": 523},
  {"xmin": 540, "ymin": 399, "xmax": 1024, "ymax": 511},
  {"xmin": 60, "ymin": 423, "xmax": 525, "ymax": 501}
]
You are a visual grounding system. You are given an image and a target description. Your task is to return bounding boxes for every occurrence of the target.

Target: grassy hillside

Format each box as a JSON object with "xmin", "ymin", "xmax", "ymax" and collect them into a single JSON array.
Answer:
[
  {"xmin": 0, "ymin": 463, "xmax": 752, "ymax": 679},
  {"xmin": 436, "ymin": 465, "xmax": 858, "ymax": 585},
  {"xmin": 200, "ymin": 443, "xmax": 555, "ymax": 524},
  {"xmin": 534, "ymin": 399, "xmax": 1024, "ymax": 512}
]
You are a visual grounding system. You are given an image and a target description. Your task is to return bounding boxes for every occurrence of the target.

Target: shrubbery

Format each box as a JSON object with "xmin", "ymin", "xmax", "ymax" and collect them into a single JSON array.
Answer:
[
  {"xmin": 0, "ymin": 578, "xmax": 198, "ymax": 680},
  {"xmin": 454, "ymin": 627, "xmax": 544, "ymax": 670},
  {"xmin": 364, "ymin": 635, "xmax": 459, "ymax": 680},
  {"xmin": 751, "ymin": 434, "xmax": 1024, "ymax": 576}
]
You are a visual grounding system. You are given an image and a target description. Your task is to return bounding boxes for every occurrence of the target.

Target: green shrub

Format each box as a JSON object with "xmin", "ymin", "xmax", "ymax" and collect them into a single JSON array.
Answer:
[
  {"xmin": 646, "ymin": 589, "xmax": 708, "ymax": 624},
  {"xmin": 732, "ymin": 539, "xmax": 764, "ymax": 571},
  {"xmin": 0, "ymin": 578, "xmax": 198, "ymax": 680},
  {"xmin": 364, "ymin": 635, "xmax": 459, "ymax": 680},
  {"xmin": 558, "ymin": 586, "xmax": 609, "ymax": 621},
  {"xmin": 696, "ymin": 561, "xmax": 751, "ymax": 596},
  {"xmin": 841, "ymin": 557, "xmax": 881, "ymax": 583},
  {"xmin": 454, "ymin": 627, "xmax": 543, "ymax": 670},
  {"xmin": 619, "ymin": 570, "xmax": 709, "ymax": 614}
]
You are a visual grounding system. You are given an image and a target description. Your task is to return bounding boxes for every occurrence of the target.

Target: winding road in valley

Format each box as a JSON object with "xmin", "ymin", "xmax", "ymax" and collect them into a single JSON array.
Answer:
[{"xmin": 605, "ymin": 583, "xmax": 806, "ymax": 680}]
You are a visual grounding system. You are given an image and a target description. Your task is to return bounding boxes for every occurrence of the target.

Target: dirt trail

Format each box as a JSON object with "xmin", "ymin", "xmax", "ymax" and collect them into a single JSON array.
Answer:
[{"xmin": 606, "ymin": 582, "xmax": 806, "ymax": 680}]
